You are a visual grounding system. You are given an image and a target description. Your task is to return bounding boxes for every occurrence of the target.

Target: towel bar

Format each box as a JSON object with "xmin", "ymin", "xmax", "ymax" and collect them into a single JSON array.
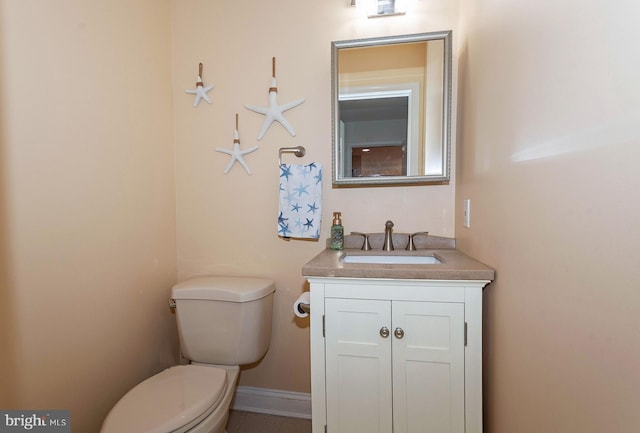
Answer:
[{"xmin": 278, "ymin": 146, "xmax": 306, "ymax": 165}]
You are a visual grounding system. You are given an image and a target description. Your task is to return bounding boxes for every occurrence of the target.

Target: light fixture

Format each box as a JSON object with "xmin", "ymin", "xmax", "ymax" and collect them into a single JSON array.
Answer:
[{"xmin": 351, "ymin": 0, "xmax": 406, "ymax": 18}]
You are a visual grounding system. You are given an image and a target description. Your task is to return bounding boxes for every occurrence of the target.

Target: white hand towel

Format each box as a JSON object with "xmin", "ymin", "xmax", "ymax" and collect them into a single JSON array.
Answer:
[{"xmin": 278, "ymin": 162, "xmax": 322, "ymax": 239}]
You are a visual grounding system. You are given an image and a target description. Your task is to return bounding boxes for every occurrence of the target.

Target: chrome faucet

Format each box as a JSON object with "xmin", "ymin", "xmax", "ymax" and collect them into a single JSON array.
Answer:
[{"xmin": 383, "ymin": 220, "xmax": 394, "ymax": 251}]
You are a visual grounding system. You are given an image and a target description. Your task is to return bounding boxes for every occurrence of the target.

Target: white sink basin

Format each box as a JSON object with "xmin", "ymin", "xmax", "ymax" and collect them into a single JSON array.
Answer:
[{"xmin": 341, "ymin": 254, "xmax": 442, "ymax": 265}]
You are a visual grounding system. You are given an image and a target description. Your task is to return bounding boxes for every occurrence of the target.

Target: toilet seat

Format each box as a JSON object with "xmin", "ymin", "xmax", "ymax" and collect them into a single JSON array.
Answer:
[{"xmin": 100, "ymin": 365, "xmax": 227, "ymax": 433}]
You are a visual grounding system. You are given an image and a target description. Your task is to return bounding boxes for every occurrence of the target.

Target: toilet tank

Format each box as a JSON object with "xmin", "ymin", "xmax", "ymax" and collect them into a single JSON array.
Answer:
[{"xmin": 171, "ymin": 276, "xmax": 275, "ymax": 366}]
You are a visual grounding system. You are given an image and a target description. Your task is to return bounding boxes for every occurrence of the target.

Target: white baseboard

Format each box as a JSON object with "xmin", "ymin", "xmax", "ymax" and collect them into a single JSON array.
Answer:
[{"xmin": 231, "ymin": 386, "xmax": 312, "ymax": 420}]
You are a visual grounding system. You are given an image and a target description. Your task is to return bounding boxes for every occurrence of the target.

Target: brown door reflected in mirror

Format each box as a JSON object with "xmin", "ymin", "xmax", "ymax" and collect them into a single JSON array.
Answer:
[{"xmin": 352, "ymin": 145, "xmax": 406, "ymax": 177}]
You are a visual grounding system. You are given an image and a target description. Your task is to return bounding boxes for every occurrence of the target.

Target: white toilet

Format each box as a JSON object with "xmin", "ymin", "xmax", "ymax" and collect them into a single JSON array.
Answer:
[{"xmin": 100, "ymin": 276, "xmax": 275, "ymax": 433}]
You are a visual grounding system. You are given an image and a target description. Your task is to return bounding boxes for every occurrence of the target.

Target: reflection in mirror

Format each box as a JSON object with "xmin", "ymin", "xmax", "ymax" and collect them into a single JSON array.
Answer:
[{"xmin": 332, "ymin": 31, "xmax": 452, "ymax": 186}]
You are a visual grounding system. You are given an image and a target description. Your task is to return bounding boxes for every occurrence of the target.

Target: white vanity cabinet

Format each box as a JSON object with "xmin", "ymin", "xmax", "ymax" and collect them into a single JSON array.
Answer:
[{"xmin": 307, "ymin": 277, "xmax": 490, "ymax": 433}]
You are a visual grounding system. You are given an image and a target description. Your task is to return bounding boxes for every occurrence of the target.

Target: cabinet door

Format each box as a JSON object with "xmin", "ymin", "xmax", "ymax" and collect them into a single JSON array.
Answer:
[
  {"xmin": 392, "ymin": 301, "xmax": 465, "ymax": 433},
  {"xmin": 325, "ymin": 298, "xmax": 393, "ymax": 433}
]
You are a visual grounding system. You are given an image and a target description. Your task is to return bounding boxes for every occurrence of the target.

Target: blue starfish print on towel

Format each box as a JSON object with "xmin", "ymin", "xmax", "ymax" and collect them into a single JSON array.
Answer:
[
  {"xmin": 278, "ymin": 186, "xmax": 295, "ymax": 204},
  {"xmin": 278, "ymin": 222, "xmax": 291, "ymax": 237},
  {"xmin": 307, "ymin": 202, "xmax": 319, "ymax": 214},
  {"xmin": 280, "ymin": 164, "xmax": 293, "ymax": 180},
  {"xmin": 304, "ymin": 218, "xmax": 314, "ymax": 230},
  {"xmin": 306, "ymin": 162, "xmax": 317, "ymax": 171},
  {"xmin": 294, "ymin": 183, "xmax": 309, "ymax": 197},
  {"xmin": 314, "ymin": 168, "xmax": 323, "ymax": 185},
  {"xmin": 278, "ymin": 212, "xmax": 289, "ymax": 226},
  {"xmin": 278, "ymin": 212, "xmax": 289, "ymax": 231},
  {"xmin": 284, "ymin": 189, "xmax": 296, "ymax": 204},
  {"xmin": 291, "ymin": 202, "xmax": 302, "ymax": 213},
  {"xmin": 294, "ymin": 164, "xmax": 310, "ymax": 179}
]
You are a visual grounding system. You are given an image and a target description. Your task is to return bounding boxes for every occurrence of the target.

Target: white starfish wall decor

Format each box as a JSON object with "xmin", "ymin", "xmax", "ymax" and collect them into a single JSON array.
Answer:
[
  {"xmin": 185, "ymin": 63, "xmax": 214, "ymax": 107},
  {"xmin": 245, "ymin": 57, "xmax": 305, "ymax": 140},
  {"xmin": 215, "ymin": 115, "xmax": 259, "ymax": 175}
]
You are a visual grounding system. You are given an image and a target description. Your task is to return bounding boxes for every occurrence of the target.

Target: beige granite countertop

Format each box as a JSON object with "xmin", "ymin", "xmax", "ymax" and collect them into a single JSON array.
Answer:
[{"xmin": 302, "ymin": 248, "xmax": 495, "ymax": 281}]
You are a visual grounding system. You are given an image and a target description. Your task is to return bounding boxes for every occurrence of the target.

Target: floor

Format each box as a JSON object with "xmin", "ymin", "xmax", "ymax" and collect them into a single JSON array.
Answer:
[{"xmin": 226, "ymin": 410, "xmax": 312, "ymax": 433}]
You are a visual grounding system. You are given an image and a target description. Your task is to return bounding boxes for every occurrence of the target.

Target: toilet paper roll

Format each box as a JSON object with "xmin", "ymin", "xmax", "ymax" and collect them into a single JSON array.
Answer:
[{"xmin": 293, "ymin": 292, "xmax": 311, "ymax": 318}]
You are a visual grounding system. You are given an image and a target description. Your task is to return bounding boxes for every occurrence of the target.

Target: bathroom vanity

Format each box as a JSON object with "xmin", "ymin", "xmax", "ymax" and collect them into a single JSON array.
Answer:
[{"xmin": 303, "ymin": 246, "xmax": 494, "ymax": 433}]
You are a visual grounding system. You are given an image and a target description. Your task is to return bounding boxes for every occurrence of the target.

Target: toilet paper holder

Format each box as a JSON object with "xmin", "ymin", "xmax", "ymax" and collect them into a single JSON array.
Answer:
[
  {"xmin": 293, "ymin": 292, "xmax": 311, "ymax": 318},
  {"xmin": 297, "ymin": 302, "xmax": 310, "ymax": 315}
]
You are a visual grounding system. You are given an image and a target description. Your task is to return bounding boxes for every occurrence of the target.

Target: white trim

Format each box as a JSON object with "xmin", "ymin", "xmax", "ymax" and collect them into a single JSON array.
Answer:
[
  {"xmin": 231, "ymin": 386, "xmax": 312, "ymax": 420},
  {"xmin": 339, "ymin": 83, "xmax": 421, "ymax": 176}
]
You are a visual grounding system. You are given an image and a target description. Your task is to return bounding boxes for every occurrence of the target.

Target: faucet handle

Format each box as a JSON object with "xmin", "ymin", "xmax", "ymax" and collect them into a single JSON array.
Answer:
[
  {"xmin": 406, "ymin": 232, "xmax": 429, "ymax": 251},
  {"xmin": 351, "ymin": 232, "xmax": 371, "ymax": 251}
]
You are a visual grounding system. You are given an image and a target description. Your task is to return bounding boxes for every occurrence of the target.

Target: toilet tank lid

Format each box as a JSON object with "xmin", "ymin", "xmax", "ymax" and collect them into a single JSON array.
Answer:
[{"xmin": 172, "ymin": 276, "xmax": 275, "ymax": 302}]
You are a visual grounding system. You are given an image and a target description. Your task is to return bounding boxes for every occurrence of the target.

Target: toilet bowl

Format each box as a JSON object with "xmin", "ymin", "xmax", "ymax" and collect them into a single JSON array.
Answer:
[{"xmin": 100, "ymin": 277, "xmax": 275, "ymax": 433}]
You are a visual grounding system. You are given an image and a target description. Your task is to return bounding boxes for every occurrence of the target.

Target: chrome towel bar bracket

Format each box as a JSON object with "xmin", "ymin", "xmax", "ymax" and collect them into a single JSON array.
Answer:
[{"xmin": 278, "ymin": 146, "xmax": 306, "ymax": 165}]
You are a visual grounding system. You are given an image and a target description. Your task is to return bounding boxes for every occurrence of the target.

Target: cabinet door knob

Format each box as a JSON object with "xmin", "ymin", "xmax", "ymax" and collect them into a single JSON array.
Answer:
[
  {"xmin": 394, "ymin": 327, "xmax": 405, "ymax": 339},
  {"xmin": 380, "ymin": 326, "xmax": 390, "ymax": 338}
]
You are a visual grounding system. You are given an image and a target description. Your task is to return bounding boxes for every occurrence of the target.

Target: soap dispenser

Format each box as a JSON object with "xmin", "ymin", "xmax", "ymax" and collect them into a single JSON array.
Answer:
[{"xmin": 330, "ymin": 212, "xmax": 344, "ymax": 250}]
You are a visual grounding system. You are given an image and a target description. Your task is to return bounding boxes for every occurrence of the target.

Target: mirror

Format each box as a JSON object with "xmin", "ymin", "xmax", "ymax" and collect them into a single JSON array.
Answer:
[{"xmin": 332, "ymin": 31, "xmax": 452, "ymax": 186}]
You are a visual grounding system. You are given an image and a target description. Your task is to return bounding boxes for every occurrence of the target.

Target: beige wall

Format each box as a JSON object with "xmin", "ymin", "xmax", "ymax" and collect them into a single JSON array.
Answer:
[
  {"xmin": 171, "ymin": 0, "xmax": 458, "ymax": 391},
  {"xmin": 8, "ymin": 1, "xmax": 636, "ymax": 432},
  {"xmin": 457, "ymin": 0, "xmax": 640, "ymax": 432},
  {"xmin": 0, "ymin": 1, "xmax": 178, "ymax": 431}
]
